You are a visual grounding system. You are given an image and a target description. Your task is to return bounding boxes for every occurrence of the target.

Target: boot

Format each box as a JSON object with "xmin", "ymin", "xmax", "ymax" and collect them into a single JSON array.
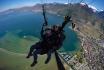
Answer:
[
  {"xmin": 26, "ymin": 53, "xmax": 32, "ymax": 58},
  {"xmin": 31, "ymin": 61, "xmax": 37, "ymax": 67}
]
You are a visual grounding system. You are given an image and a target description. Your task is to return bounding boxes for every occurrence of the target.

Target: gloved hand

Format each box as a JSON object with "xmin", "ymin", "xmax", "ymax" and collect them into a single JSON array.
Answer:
[{"xmin": 64, "ymin": 16, "xmax": 71, "ymax": 23}]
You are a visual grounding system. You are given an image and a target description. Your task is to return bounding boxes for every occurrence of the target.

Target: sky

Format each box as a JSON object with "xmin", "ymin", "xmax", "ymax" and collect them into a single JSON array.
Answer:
[{"xmin": 0, "ymin": 0, "xmax": 104, "ymax": 11}]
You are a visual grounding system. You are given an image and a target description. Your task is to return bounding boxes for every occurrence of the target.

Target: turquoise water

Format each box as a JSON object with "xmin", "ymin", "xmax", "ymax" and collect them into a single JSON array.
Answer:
[{"xmin": 0, "ymin": 11, "xmax": 80, "ymax": 52}]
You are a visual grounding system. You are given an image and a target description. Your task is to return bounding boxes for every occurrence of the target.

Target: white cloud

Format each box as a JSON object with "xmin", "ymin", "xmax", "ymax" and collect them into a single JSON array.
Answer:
[
  {"xmin": 64, "ymin": 3, "xmax": 68, "ymax": 4},
  {"xmin": 100, "ymin": 10, "xmax": 104, "ymax": 11}
]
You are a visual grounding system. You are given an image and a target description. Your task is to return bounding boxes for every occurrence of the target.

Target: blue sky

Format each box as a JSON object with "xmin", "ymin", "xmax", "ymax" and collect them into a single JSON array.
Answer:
[{"xmin": 0, "ymin": 0, "xmax": 104, "ymax": 11}]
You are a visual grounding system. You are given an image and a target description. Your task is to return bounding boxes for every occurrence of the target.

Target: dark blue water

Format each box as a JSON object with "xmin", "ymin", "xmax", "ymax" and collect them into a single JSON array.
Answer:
[{"xmin": 0, "ymin": 11, "xmax": 80, "ymax": 51}]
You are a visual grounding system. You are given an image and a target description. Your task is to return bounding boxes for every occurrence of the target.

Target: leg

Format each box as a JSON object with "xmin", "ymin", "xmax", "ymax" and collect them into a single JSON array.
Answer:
[
  {"xmin": 26, "ymin": 42, "xmax": 41, "ymax": 58},
  {"xmin": 45, "ymin": 49, "xmax": 54, "ymax": 64},
  {"xmin": 26, "ymin": 44, "xmax": 36, "ymax": 58},
  {"xmin": 31, "ymin": 49, "xmax": 42, "ymax": 67}
]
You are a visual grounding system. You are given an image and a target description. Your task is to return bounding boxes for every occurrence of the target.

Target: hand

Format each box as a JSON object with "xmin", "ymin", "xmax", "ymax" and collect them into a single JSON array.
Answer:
[{"xmin": 64, "ymin": 16, "xmax": 71, "ymax": 23}]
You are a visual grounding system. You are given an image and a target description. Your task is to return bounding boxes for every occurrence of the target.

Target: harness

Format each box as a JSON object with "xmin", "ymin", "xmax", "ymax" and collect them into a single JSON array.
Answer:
[{"xmin": 40, "ymin": 4, "xmax": 72, "ymax": 51}]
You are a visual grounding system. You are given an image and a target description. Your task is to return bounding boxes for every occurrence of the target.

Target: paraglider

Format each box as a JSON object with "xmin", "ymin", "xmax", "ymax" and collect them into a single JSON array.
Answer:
[{"xmin": 26, "ymin": 4, "xmax": 74, "ymax": 67}]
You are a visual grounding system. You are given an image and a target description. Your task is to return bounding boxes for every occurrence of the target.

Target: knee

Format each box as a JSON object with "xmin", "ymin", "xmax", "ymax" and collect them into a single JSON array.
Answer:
[
  {"xmin": 30, "ymin": 44, "xmax": 36, "ymax": 50},
  {"xmin": 33, "ymin": 50, "xmax": 40, "ymax": 55},
  {"xmin": 33, "ymin": 51, "xmax": 37, "ymax": 56}
]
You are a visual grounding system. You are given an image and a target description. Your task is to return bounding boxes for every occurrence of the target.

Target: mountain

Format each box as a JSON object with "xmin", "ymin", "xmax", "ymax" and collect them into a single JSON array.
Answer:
[
  {"xmin": 0, "ymin": 3, "xmax": 104, "ymax": 33},
  {"xmin": 80, "ymin": 3, "xmax": 98, "ymax": 12},
  {"xmin": 96, "ymin": 11, "xmax": 104, "ymax": 19}
]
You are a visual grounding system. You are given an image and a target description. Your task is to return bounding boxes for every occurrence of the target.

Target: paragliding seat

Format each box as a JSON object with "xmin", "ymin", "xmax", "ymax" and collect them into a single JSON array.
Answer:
[{"xmin": 30, "ymin": 41, "xmax": 53, "ymax": 55}]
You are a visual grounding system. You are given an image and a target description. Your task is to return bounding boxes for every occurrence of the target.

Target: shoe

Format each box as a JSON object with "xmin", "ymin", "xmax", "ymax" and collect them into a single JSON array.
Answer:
[
  {"xmin": 31, "ymin": 61, "xmax": 37, "ymax": 67},
  {"xmin": 26, "ymin": 55, "xmax": 30, "ymax": 58},
  {"xmin": 26, "ymin": 53, "xmax": 32, "ymax": 58}
]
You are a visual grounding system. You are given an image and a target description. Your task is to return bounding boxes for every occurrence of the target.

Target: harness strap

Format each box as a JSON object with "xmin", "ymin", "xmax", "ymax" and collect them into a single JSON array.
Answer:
[{"xmin": 41, "ymin": 4, "xmax": 48, "ymax": 37}]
